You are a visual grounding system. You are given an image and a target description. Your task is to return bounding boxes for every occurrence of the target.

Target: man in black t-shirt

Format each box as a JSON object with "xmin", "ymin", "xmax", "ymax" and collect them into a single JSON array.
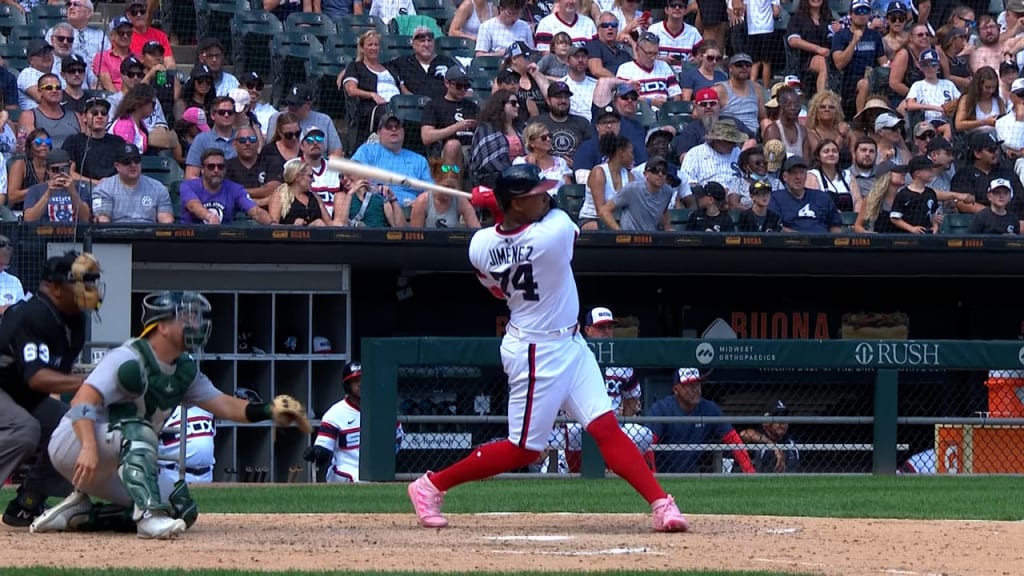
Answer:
[
  {"xmin": 420, "ymin": 66, "xmax": 480, "ymax": 166},
  {"xmin": 389, "ymin": 26, "xmax": 459, "ymax": 100},
  {"xmin": 950, "ymin": 131, "xmax": 1023, "ymax": 210},
  {"xmin": 528, "ymin": 81, "xmax": 595, "ymax": 162},
  {"xmin": 686, "ymin": 182, "xmax": 735, "ymax": 232},
  {"xmin": 225, "ymin": 125, "xmax": 283, "ymax": 207},
  {"xmin": 0, "ymin": 253, "xmax": 101, "ymax": 528},
  {"xmin": 62, "ymin": 97, "xmax": 124, "ymax": 187},
  {"xmin": 969, "ymin": 179, "xmax": 1022, "ymax": 235}
]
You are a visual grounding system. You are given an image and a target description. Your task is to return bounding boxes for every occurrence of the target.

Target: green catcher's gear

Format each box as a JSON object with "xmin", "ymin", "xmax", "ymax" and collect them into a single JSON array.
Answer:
[
  {"xmin": 67, "ymin": 503, "xmax": 137, "ymax": 533},
  {"xmin": 113, "ymin": 418, "xmax": 170, "ymax": 515},
  {"xmin": 140, "ymin": 291, "xmax": 212, "ymax": 351},
  {"xmin": 168, "ymin": 480, "xmax": 198, "ymax": 528},
  {"xmin": 108, "ymin": 339, "xmax": 198, "ymax": 425}
]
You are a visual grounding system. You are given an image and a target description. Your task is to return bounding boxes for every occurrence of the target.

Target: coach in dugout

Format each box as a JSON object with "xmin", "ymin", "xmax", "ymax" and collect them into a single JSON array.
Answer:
[{"xmin": 646, "ymin": 367, "xmax": 755, "ymax": 473}]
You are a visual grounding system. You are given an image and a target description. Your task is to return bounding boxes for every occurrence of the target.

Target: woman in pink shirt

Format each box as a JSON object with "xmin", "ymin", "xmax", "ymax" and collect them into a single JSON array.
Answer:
[{"xmin": 110, "ymin": 83, "xmax": 156, "ymax": 153}]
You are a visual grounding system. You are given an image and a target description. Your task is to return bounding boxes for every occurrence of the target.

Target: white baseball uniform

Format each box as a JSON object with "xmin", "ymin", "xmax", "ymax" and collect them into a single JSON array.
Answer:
[
  {"xmin": 47, "ymin": 344, "xmax": 221, "ymax": 505},
  {"xmin": 548, "ymin": 366, "xmax": 653, "ymax": 453},
  {"xmin": 469, "ymin": 207, "xmax": 612, "ymax": 451},
  {"xmin": 157, "ymin": 406, "xmax": 216, "ymax": 496},
  {"xmin": 316, "ymin": 397, "xmax": 404, "ymax": 483}
]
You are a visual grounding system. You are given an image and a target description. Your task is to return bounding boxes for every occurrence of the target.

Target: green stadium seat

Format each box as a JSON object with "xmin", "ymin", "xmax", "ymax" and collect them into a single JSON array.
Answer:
[
  {"xmin": 231, "ymin": 10, "xmax": 283, "ymax": 80},
  {"xmin": 659, "ymin": 100, "xmax": 694, "ymax": 126},
  {"xmin": 557, "ymin": 184, "xmax": 586, "ymax": 221},
  {"xmin": 141, "ymin": 155, "xmax": 185, "ymax": 188},
  {"xmin": 168, "ymin": 180, "xmax": 182, "ymax": 221},
  {"xmin": 27, "ymin": 4, "xmax": 67, "ymax": 30},
  {"xmin": 468, "ymin": 55, "xmax": 502, "ymax": 78},
  {"xmin": 942, "ymin": 213, "xmax": 972, "ymax": 235},
  {"xmin": 389, "ymin": 94, "xmax": 432, "ymax": 156},
  {"xmin": 285, "ymin": 11, "xmax": 338, "ymax": 41},
  {"xmin": 668, "ymin": 208, "xmax": 690, "ymax": 227},
  {"xmin": 324, "ymin": 32, "xmax": 360, "ymax": 57},
  {"xmin": 380, "ymin": 35, "xmax": 414, "ymax": 60},
  {"xmin": 337, "ymin": 14, "xmax": 387, "ymax": 36},
  {"xmin": 411, "ymin": 0, "xmax": 456, "ymax": 29},
  {"xmin": 307, "ymin": 50, "xmax": 354, "ymax": 119},
  {"xmin": 194, "ymin": 0, "xmax": 247, "ymax": 64},
  {"xmin": 7, "ymin": 25, "xmax": 45, "ymax": 45},
  {"xmin": 271, "ymin": 32, "xmax": 324, "ymax": 104},
  {"xmin": 435, "ymin": 35, "xmax": 476, "ymax": 59},
  {"xmin": 0, "ymin": 4, "xmax": 26, "ymax": 38}
]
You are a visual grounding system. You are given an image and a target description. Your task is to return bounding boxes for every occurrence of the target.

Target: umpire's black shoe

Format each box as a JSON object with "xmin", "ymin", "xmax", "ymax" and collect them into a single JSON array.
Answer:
[{"xmin": 2, "ymin": 491, "xmax": 45, "ymax": 527}]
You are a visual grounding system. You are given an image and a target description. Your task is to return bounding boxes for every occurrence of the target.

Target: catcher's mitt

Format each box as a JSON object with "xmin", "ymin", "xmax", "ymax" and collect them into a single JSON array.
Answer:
[{"xmin": 271, "ymin": 394, "xmax": 312, "ymax": 434}]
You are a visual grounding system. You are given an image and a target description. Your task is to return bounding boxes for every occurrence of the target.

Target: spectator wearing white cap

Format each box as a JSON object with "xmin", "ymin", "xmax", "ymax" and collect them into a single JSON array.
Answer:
[
  {"xmin": 968, "ymin": 178, "xmax": 1022, "ymax": 234},
  {"xmin": 646, "ymin": 367, "xmax": 756, "ymax": 474},
  {"xmin": 874, "ymin": 112, "xmax": 911, "ymax": 165}
]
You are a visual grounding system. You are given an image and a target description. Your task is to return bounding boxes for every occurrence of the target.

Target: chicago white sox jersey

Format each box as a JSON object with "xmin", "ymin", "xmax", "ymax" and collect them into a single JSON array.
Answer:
[
  {"xmin": 603, "ymin": 367, "xmax": 640, "ymax": 414},
  {"xmin": 469, "ymin": 208, "xmax": 580, "ymax": 332},
  {"xmin": 534, "ymin": 13, "xmax": 597, "ymax": 52},
  {"xmin": 158, "ymin": 406, "xmax": 216, "ymax": 469},
  {"xmin": 648, "ymin": 21, "xmax": 703, "ymax": 63},
  {"xmin": 310, "ymin": 158, "xmax": 342, "ymax": 218},
  {"xmin": 316, "ymin": 397, "xmax": 404, "ymax": 483},
  {"xmin": 616, "ymin": 61, "xmax": 682, "ymax": 101}
]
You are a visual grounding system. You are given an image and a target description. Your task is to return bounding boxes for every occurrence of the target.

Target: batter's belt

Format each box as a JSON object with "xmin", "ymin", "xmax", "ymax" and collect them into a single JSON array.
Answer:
[{"xmin": 505, "ymin": 322, "xmax": 579, "ymax": 341}]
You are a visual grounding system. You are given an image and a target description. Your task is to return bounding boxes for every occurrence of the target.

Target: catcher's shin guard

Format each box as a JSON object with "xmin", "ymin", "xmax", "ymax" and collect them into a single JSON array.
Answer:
[
  {"xmin": 68, "ymin": 503, "xmax": 137, "ymax": 533},
  {"xmin": 114, "ymin": 419, "xmax": 171, "ymax": 515},
  {"xmin": 168, "ymin": 480, "xmax": 198, "ymax": 528}
]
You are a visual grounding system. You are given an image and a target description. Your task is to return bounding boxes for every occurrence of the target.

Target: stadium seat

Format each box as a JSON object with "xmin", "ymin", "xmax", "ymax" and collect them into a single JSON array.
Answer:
[
  {"xmin": 668, "ymin": 208, "xmax": 690, "ymax": 228},
  {"xmin": 324, "ymin": 32, "xmax": 360, "ymax": 57},
  {"xmin": 194, "ymin": 0, "xmax": 248, "ymax": 63},
  {"xmin": 468, "ymin": 55, "xmax": 502, "ymax": 77},
  {"xmin": 390, "ymin": 94, "xmax": 432, "ymax": 156},
  {"xmin": 306, "ymin": 50, "xmax": 354, "ymax": 119},
  {"xmin": 380, "ymin": 35, "xmax": 414, "ymax": 60},
  {"xmin": 659, "ymin": 100, "xmax": 694, "ymax": 126},
  {"xmin": 0, "ymin": 43, "xmax": 27, "ymax": 64},
  {"xmin": 271, "ymin": 32, "xmax": 324, "ymax": 105},
  {"xmin": 942, "ymin": 213, "xmax": 972, "ymax": 235},
  {"xmin": 7, "ymin": 25, "xmax": 44, "ymax": 45},
  {"xmin": 168, "ymin": 180, "xmax": 182, "ymax": 221},
  {"xmin": 142, "ymin": 156, "xmax": 185, "ymax": 188},
  {"xmin": 557, "ymin": 184, "xmax": 586, "ymax": 221},
  {"xmin": 231, "ymin": 10, "xmax": 283, "ymax": 80},
  {"xmin": 337, "ymin": 14, "xmax": 387, "ymax": 36},
  {"xmin": 285, "ymin": 11, "xmax": 338, "ymax": 41},
  {"xmin": 0, "ymin": 4, "xmax": 26, "ymax": 38},
  {"xmin": 840, "ymin": 211, "xmax": 857, "ymax": 232},
  {"xmin": 411, "ymin": 0, "xmax": 456, "ymax": 29},
  {"xmin": 27, "ymin": 4, "xmax": 66, "ymax": 30},
  {"xmin": 435, "ymin": 36, "xmax": 476, "ymax": 59}
]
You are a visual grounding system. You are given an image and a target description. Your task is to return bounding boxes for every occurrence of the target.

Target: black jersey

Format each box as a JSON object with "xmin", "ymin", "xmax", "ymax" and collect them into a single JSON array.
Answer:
[{"xmin": 0, "ymin": 293, "xmax": 86, "ymax": 410}]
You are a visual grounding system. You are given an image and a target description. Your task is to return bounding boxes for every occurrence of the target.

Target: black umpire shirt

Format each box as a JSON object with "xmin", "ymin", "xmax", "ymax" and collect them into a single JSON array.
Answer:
[{"xmin": 0, "ymin": 293, "xmax": 85, "ymax": 410}]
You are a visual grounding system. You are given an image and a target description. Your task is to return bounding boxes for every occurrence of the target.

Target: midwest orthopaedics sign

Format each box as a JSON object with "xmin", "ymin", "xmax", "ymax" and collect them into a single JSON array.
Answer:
[{"xmin": 853, "ymin": 342, "xmax": 941, "ymax": 367}]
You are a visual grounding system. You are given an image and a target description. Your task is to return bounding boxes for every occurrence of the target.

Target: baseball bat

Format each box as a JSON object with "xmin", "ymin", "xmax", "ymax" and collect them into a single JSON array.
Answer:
[{"xmin": 326, "ymin": 157, "xmax": 472, "ymax": 200}]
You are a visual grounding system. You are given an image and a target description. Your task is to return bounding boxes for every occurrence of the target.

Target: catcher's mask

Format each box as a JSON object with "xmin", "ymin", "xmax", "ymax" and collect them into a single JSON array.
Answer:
[
  {"xmin": 140, "ymin": 291, "xmax": 212, "ymax": 351},
  {"xmin": 43, "ymin": 251, "xmax": 104, "ymax": 313}
]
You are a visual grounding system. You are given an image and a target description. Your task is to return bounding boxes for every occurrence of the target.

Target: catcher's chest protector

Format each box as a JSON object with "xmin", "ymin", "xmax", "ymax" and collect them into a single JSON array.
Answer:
[{"xmin": 108, "ymin": 339, "xmax": 198, "ymax": 426}]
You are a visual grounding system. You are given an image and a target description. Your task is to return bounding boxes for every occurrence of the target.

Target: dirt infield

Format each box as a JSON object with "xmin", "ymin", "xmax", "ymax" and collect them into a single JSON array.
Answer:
[{"xmin": 3, "ymin": 513, "xmax": 1022, "ymax": 575}]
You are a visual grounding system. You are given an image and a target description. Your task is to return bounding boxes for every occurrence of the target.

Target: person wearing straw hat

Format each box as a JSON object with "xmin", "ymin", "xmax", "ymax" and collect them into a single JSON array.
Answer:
[{"xmin": 677, "ymin": 118, "xmax": 746, "ymax": 209}]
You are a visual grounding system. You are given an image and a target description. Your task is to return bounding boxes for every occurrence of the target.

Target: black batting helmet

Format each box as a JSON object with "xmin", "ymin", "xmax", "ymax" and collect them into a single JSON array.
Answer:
[
  {"xmin": 343, "ymin": 361, "xmax": 362, "ymax": 395},
  {"xmin": 493, "ymin": 164, "xmax": 559, "ymax": 212}
]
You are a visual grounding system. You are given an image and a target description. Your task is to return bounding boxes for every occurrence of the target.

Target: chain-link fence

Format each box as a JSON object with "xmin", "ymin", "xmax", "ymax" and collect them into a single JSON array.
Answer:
[{"xmin": 364, "ymin": 338, "xmax": 1024, "ymax": 479}]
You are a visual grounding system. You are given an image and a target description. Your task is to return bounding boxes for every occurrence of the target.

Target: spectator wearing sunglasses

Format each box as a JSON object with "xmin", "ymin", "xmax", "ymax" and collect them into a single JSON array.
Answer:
[
  {"xmin": 586, "ymin": 12, "xmax": 632, "ymax": 78},
  {"xmin": 59, "ymin": 54, "xmax": 90, "ymax": 113},
  {"xmin": 409, "ymin": 159, "xmax": 481, "ymax": 228},
  {"xmin": 5, "ymin": 128, "xmax": 54, "ymax": 212},
  {"xmin": 421, "ymin": 66, "xmax": 479, "ymax": 168},
  {"xmin": 109, "ymin": 82, "xmax": 156, "ymax": 154},
  {"xmin": 185, "ymin": 96, "xmax": 240, "ymax": 180},
  {"xmin": 648, "ymin": 0, "xmax": 702, "ymax": 71},
  {"xmin": 180, "ymin": 148, "xmax": 272, "ymax": 225},
  {"xmin": 196, "ymin": 37, "xmax": 238, "ymax": 97},
  {"xmin": 17, "ymin": 73, "xmax": 80, "ymax": 150},
  {"xmin": 599, "ymin": 155, "xmax": 676, "ymax": 231},
  {"xmin": 352, "ymin": 113, "xmax": 433, "ymax": 206},
  {"xmin": 267, "ymin": 84, "xmax": 344, "ymax": 158},
  {"xmin": 94, "ymin": 16, "xmax": 135, "ymax": 93},
  {"xmin": 93, "ymin": 143, "xmax": 174, "ymax": 223},
  {"xmin": 49, "ymin": 23, "xmax": 97, "ymax": 91},
  {"xmin": 951, "ymin": 131, "xmax": 1024, "ymax": 212},
  {"xmin": 226, "ymin": 126, "xmax": 282, "ymax": 208},
  {"xmin": 389, "ymin": 27, "xmax": 458, "ymax": 100},
  {"xmin": 126, "ymin": 0, "xmax": 175, "ymax": 70},
  {"xmin": 23, "ymin": 148, "xmax": 91, "ymax": 223},
  {"xmin": 62, "ymin": 97, "xmax": 122, "ymax": 186},
  {"xmin": 47, "ymin": 0, "xmax": 106, "ymax": 81},
  {"xmin": 139, "ymin": 41, "xmax": 177, "ymax": 123},
  {"xmin": 240, "ymin": 72, "xmax": 276, "ymax": 139},
  {"xmin": 535, "ymin": 0, "xmax": 597, "ymax": 53},
  {"xmin": 298, "ymin": 126, "xmax": 343, "ymax": 219},
  {"xmin": 258, "ymin": 112, "xmax": 302, "ymax": 175},
  {"xmin": 18, "ymin": 39, "xmax": 61, "ymax": 111}
]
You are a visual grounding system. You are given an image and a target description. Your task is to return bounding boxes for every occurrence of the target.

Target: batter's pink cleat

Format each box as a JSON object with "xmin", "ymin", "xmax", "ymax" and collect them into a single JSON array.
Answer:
[
  {"xmin": 651, "ymin": 495, "xmax": 689, "ymax": 532},
  {"xmin": 408, "ymin": 472, "xmax": 448, "ymax": 528}
]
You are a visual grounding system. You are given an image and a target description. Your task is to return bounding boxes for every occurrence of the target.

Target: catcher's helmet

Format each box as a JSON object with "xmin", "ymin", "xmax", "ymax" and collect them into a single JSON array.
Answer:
[
  {"xmin": 493, "ymin": 164, "xmax": 559, "ymax": 211},
  {"xmin": 141, "ymin": 291, "xmax": 212, "ymax": 351},
  {"xmin": 343, "ymin": 361, "xmax": 362, "ymax": 395}
]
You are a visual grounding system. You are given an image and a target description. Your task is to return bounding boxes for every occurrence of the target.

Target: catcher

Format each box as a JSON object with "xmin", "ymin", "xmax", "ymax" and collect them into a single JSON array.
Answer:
[{"xmin": 31, "ymin": 290, "xmax": 311, "ymax": 540}]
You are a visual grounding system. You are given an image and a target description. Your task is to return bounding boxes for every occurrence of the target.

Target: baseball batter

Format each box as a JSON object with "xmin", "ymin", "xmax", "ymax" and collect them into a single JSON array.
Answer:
[
  {"xmin": 304, "ymin": 361, "xmax": 404, "ymax": 483},
  {"xmin": 31, "ymin": 291, "xmax": 310, "ymax": 539},
  {"xmin": 407, "ymin": 164, "xmax": 688, "ymax": 532},
  {"xmin": 0, "ymin": 252, "xmax": 102, "ymax": 527},
  {"xmin": 157, "ymin": 405, "xmax": 216, "ymax": 495}
]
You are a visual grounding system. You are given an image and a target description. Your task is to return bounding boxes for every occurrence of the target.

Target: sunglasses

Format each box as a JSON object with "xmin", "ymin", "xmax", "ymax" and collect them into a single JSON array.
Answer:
[
  {"xmin": 698, "ymin": 100, "xmax": 718, "ymax": 108},
  {"xmin": 54, "ymin": 35, "xmax": 74, "ymax": 43},
  {"xmin": 441, "ymin": 164, "xmax": 460, "ymax": 173},
  {"xmin": 66, "ymin": 1, "xmax": 83, "ymax": 7},
  {"xmin": 303, "ymin": 134, "xmax": 325, "ymax": 143},
  {"xmin": 888, "ymin": 14, "xmax": 906, "ymax": 22},
  {"xmin": 618, "ymin": 93, "xmax": 639, "ymax": 101},
  {"xmin": 668, "ymin": 2, "xmax": 685, "ymax": 7},
  {"xmin": 195, "ymin": 77, "xmax": 213, "ymax": 84},
  {"xmin": 65, "ymin": 67, "xmax": 86, "ymax": 75},
  {"xmin": 204, "ymin": 162, "xmax": 225, "ymax": 171},
  {"xmin": 982, "ymin": 146, "xmax": 1000, "ymax": 153},
  {"xmin": 852, "ymin": 6, "xmax": 871, "ymax": 15},
  {"xmin": 639, "ymin": 32, "xmax": 660, "ymax": 43},
  {"xmin": 534, "ymin": 133, "xmax": 551, "ymax": 141},
  {"xmin": 914, "ymin": 31, "xmax": 931, "ymax": 38},
  {"xmin": 118, "ymin": 157, "xmax": 141, "ymax": 165},
  {"xmin": 704, "ymin": 55, "xmax": 721, "ymax": 62},
  {"xmin": 115, "ymin": 29, "xmax": 132, "ymax": 38},
  {"xmin": 124, "ymin": 71, "xmax": 144, "ymax": 79},
  {"xmin": 33, "ymin": 137, "xmax": 53, "ymax": 147},
  {"xmin": 245, "ymin": 82, "xmax": 264, "ymax": 91},
  {"xmin": 88, "ymin": 108, "xmax": 108, "ymax": 116},
  {"xmin": 0, "ymin": 241, "xmax": 9, "ymax": 248},
  {"xmin": 599, "ymin": 21, "xmax": 619, "ymax": 28},
  {"xmin": 235, "ymin": 136, "xmax": 258, "ymax": 144},
  {"xmin": 414, "ymin": 33, "xmax": 434, "ymax": 41},
  {"xmin": 647, "ymin": 168, "xmax": 667, "ymax": 175},
  {"xmin": 282, "ymin": 130, "xmax": 301, "ymax": 140},
  {"xmin": 213, "ymin": 109, "xmax": 236, "ymax": 116},
  {"xmin": 128, "ymin": 7, "xmax": 146, "ymax": 16},
  {"xmin": 506, "ymin": 100, "xmax": 520, "ymax": 106},
  {"xmin": 39, "ymin": 84, "xmax": 61, "ymax": 91},
  {"xmin": 48, "ymin": 165, "xmax": 70, "ymax": 174}
]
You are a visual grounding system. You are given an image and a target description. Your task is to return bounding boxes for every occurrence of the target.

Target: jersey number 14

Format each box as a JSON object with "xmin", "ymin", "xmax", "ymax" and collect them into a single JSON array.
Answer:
[{"xmin": 491, "ymin": 263, "xmax": 540, "ymax": 301}]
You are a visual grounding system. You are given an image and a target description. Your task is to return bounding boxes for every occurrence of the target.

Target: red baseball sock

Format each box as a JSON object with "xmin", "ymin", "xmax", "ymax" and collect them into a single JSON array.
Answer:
[
  {"xmin": 587, "ymin": 411, "xmax": 667, "ymax": 504},
  {"xmin": 429, "ymin": 440, "xmax": 540, "ymax": 492}
]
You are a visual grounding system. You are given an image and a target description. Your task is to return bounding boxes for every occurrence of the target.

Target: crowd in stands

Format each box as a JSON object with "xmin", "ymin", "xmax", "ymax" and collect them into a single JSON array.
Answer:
[{"xmin": 1, "ymin": 0, "xmax": 1023, "ymax": 233}]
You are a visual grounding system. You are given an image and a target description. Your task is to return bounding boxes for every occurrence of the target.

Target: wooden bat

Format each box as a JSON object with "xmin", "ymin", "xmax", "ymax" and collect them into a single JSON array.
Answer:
[{"xmin": 326, "ymin": 157, "xmax": 472, "ymax": 199}]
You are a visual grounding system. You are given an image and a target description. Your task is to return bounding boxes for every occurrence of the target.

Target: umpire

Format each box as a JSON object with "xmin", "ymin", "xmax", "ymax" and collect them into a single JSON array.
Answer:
[{"xmin": 0, "ymin": 251, "xmax": 103, "ymax": 527}]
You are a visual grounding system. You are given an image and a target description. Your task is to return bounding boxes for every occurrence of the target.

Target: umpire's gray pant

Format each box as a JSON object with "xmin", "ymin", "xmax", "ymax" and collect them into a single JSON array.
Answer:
[{"xmin": 0, "ymin": 388, "xmax": 72, "ymax": 498}]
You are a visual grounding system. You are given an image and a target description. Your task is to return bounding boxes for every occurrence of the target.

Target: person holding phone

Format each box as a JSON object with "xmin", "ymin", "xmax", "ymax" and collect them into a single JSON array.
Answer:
[
  {"xmin": 648, "ymin": 0, "xmax": 702, "ymax": 71},
  {"xmin": 22, "ymin": 148, "xmax": 91, "ymax": 223}
]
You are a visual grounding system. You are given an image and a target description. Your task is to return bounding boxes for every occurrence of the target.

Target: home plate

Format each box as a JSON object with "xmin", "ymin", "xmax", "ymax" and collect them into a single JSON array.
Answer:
[{"xmin": 485, "ymin": 535, "xmax": 573, "ymax": 542}]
